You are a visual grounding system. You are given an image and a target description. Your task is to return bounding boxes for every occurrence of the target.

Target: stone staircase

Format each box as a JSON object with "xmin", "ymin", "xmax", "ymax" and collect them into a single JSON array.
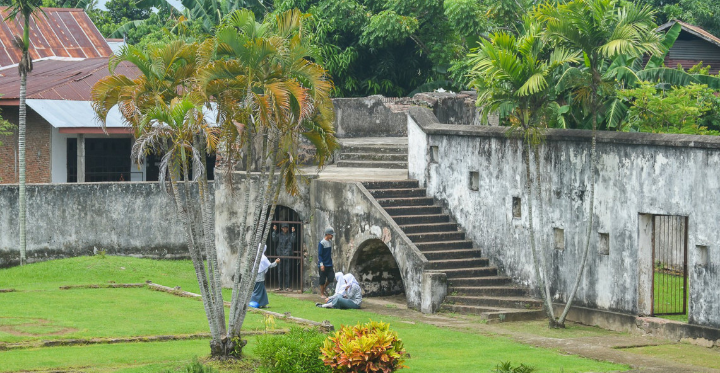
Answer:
[
  {"xmin": 337, "ymin": 138, "xmax": 408, "ymax": 169},
  {"xmin": 362, "ymin": 180, "xmax": 544, "ymax": 322}
]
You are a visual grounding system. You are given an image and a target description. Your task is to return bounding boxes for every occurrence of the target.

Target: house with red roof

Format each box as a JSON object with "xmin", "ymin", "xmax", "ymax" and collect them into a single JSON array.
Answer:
[
  {"xmin": 0, "ymin": 7, "xmax": 149, "ymax": 184},
  {"xmin": 657, "ymin": 20, "xmax": 720, "ymax": 75}
]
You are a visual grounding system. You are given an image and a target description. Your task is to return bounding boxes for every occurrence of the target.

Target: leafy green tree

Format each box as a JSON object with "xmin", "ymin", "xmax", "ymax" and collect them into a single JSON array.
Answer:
[
  {"xmin": 535, "ymin": 0, "xmax": 662, "ymax": 327},
  {"xmin": 92, "ymin": 9, "xmax": 337, "ymax": 357},
  {"xmin": 4, "ymin": 0, "xmax": 45, "ymax": 266},
  {"xmin": 635, "ymin": 0, "xmax": 720, "ymax": 37},
  {"xmin": 106, "ymin": 0, "xmax": 150, "ymax": 23},
  {"xmin": 620, "ymin": 82, "xmax": 720, "ymax": 135},
  {"xmin": 469, "ymin": 19, "xmax": 579, "ymax": 327}
]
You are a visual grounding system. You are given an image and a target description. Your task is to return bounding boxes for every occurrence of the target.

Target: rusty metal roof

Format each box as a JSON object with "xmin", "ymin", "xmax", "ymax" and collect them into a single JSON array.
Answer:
[
  {"xmin": 0, "ymin": 7, "xmax": 113, "ymax": 68},
  {"xmin": 658, "ymin": 20, "xmax": 720, "ymax": 49},
  {"xmin": 0, "ymin": 57, "xmax": 138, "ymax": 103}
]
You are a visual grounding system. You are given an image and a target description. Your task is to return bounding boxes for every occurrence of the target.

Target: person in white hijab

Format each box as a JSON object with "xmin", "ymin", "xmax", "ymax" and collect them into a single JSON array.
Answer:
[
  {"xmin": 250, "ymin": 245, "xmax": 279, "ymax": 308},
  {"xmin": 334, "ymin": 272, "xmax": 347, "ymax": 295},
  {"xmin": 317, "ymin": 272, "xmax": 362, "ymax": 309}
]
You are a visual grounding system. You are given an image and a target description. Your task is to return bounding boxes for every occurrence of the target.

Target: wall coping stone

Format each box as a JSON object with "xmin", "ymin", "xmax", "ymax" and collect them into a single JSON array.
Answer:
[{"xmin": 408, "ymin": 106, "xmax": 720, "ymax": 150}]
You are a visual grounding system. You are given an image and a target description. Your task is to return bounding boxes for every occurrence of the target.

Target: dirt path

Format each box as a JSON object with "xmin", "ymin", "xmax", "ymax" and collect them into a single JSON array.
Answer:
[{"xmin": 283, "ymin": 293, "xmax": 719, "ymax": 373}]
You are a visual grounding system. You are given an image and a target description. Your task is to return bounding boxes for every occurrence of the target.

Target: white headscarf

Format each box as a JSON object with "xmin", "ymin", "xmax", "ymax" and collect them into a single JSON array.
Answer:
[
  {"xmin": 258, "ymin": 244, "xmax": 271, "ymax": 274},
  {"xmin": 334, "ymin": 272, "xmax": 347, "ymax": 294},
  {"xmin": 343, "ymin": 273, "xmax": 359, "ymax": 289}
]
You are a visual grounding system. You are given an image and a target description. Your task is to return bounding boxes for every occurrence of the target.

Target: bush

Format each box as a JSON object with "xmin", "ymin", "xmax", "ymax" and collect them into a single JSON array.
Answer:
[
  {"xmin": 255, "ymin": 327, "xmax": 330, "ymax": 373},
  {"xmin": 320, "ymin": 320, "xmax": 407, "ymax": 373},
  {"xmin": 493, "ymin": 361, "xmax": 535, "ymax": 373},
  {"xmin": 162, "ymin": 358, "xmax": 217, "ymax": 373}
]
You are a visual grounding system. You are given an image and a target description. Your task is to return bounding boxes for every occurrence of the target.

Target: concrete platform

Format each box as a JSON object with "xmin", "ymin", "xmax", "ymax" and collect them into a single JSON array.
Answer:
[
  {"xmin": 338, "ymin": 137, "xmax": 408, "ymax": 146},
  {"xmin": 300, "ymin": 165, "xmax": 408, "ymax": 181}
]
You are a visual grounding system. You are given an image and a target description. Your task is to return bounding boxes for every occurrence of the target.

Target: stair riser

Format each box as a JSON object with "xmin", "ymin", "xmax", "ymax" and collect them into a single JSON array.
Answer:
[
  {"xmin": 445, "ymin": 296, "xmax": 542, "ymax": 309},
  {"xmin": 429, "ymin": 259, "xmax": 489, "ymax": 270},
  {"xmin": 386, "ymin": 206, "xmax": 442, "ymax": 216},
  {"xmin": 414, "ymin": 241, "xmax": 473, "ymax": 251},
  {"xmin": 443, "ymin": 267, "xmax": 498, "ymax": 278},
  {"xmin": 400, "ymin": 223, "xmax": 457, "ymax": 233},
  {"xmin": 407, "ymin": 232, "xmax": 465, "ymax": 243},
  {"xmin": 378, "ymin": 198, "xmax": 435, "ymax": 208},
  {"xmin": 440, "ymin": 305, "xmax": 499, "ymax": 315},
  {"xmin": 440, "ymin": 305, "xmax": 545, "ymax": 322},
  {"xmin": 340, "ymin": 153, "xmax": 407, "ymax": 162},
  {"xmin": 392, "ymin": 215, "xmax": 449, "ymax": 225},
  {"xmin": 363, "ymin": 180, "xmax": 419, "ymax": 189},
  {"xmin": 337, "ymin": 161, "xmax": 407, "ymax": 169},
  {"xmin": 449, "ymin": 288, "xmax": 529, "ymax": 297},
  {"xmin": 343, "ymin": 146, "xmax": 407, "ymax": 154},
  {"xmin": 422, "ymin": 250, "xmax": 482, "ymax": 261},
  {"xmin": 448, "ymin": 278, "xmax": 512, "ymax": 287},
  {"xmin": 370, "ymin": 189, "xmax": 427, "ymax": 198}
]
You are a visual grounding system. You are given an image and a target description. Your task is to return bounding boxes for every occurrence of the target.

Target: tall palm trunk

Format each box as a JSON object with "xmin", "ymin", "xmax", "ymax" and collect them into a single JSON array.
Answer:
[
  {"xmin": 18, "ymin": 69, "xmax": 26, "ymax": 266},
  {"xmin": 532, "ymin": 145, "xmax": 558, "ymax": 326}
]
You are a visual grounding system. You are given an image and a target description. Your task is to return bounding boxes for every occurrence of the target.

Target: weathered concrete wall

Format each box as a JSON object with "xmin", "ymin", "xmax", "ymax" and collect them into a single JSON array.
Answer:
[
  {"xmin": 408, "ymin": 107, "xmax": 720, "ymax": 328},
  {"xmin": 0, "ymin": 182, "xmax": 192, "ymax": 267},
  {"xmin": 214, "ymin": 173, "xmax": 314, "ymax": 288},
  {"xmin": 311, "ymin": 180, "xmax": 429, "ymax": 309}
]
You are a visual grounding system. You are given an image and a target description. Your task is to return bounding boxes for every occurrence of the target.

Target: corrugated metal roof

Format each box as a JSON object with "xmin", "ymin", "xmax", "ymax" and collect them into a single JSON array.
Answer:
[
  {"xmin": 27, "ymin": 98, "xmax": 126, "ymax": 127},
  {"xmin": 0, "ymin": 57, "xmax": 138, "ymax": 101},
  {"xmin": 657, "ymin": 20, "xmax": 720, "ymax": 49},
  {"xmin": 0, "ymin": 7, "xmax": 113, "ymax": 67}
]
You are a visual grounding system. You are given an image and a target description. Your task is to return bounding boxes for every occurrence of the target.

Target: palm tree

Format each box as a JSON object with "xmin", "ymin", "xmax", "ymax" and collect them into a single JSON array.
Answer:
[
  {"xmin": 469, "ymin": 19, "xmax": 579, "ymax": 327},
  {"xmin": 4, "ymin": 0, "xmax": 44, "ymax": 265},
  {"xmin": 92, "ymin": 9, "xmax": 337, "ymax": 357},
  {"xmin": 535, "ymin": 0, "xmax": 661, "ymax": 326}
]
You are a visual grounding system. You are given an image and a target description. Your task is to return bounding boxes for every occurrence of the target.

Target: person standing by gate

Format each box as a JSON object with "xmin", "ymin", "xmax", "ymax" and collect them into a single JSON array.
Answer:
[
  {"xmin": 272, "ymin": 223, "xmax": 296, "ymax": 291},
  {"xmin": 318, "ymin": 227, "xmax": 335, "ymax": 297}
]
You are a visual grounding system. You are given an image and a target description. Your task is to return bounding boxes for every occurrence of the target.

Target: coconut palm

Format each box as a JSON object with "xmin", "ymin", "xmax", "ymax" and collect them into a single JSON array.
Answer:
[
  {"xmin": 469, "ymin": 19, "xmax": 579, "ymax": 327},
  {"xmin": 92, "ymin": 9, "xmax": 337, "ymax": 357},
  {"xmin": 535, "ymin": 0, "xmax": 662, "ymax": 326},
  {"xmin": 4, "ymin": 0, "xmax": 45, "ymax": 265}
]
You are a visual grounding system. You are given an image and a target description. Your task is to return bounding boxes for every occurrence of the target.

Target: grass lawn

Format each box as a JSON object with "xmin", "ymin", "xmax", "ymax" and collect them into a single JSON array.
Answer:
[
  {"xmin": 0, "ymin": 257, "xmax": 630, "ymax": 372},
  {"xmin": 624, "ymin": 343, "xmax": 720, "ymax": 370},
  {"xmin": 653, "ymin": 272, "xmax": 689, "ymax": 322}
]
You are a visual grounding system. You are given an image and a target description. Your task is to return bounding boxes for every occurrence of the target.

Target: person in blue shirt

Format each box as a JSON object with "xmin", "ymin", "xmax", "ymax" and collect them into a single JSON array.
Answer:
[{"xmin": 318, "ymin": 227, "xmax": 335, "ymax": 297}]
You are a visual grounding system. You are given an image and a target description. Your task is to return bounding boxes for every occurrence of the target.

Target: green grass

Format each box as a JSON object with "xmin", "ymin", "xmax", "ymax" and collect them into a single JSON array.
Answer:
[
  {"xmin": 624, "ymin": 343, "xmax": 720, "ymax": 370},
  {"xmin": 0, "ymin": 257, "xmax": 630, "ymax": 373},
  {"xmin": 653, "ymin": 271, "xmax": 688, "ymax": 320},
  {"xmin": 492, "ymin": 320, "xmax": 626, "ymax": 339}
]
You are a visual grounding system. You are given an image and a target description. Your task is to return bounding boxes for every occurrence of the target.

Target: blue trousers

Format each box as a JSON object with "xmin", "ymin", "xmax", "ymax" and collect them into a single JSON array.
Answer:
[{"xmin": 331, "ymin": 297, "xmax": 360, "ymax": 309}]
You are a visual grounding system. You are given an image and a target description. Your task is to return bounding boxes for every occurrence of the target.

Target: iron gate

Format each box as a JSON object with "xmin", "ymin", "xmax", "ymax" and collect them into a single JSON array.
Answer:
[
  {"xmin": 652, "ymin": 215, "xmax": 688, "ymax": 316},
  {"xmin": 264, "ymin": 207, "xmax": 303, "ymax": 292}
]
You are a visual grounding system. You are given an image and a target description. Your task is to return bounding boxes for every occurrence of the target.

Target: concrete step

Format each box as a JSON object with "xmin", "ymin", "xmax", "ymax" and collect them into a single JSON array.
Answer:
[
  {"xmin": 445, "ymin": 295, "xmax": 543, "ymax": 309},
  {"xmin": 363, "ymin": 180, "xmax": 419, "ymax": 189},
  {"xmin": 377, "ymin": 197, "xmax": 435, "ymax": 208},
  {"xmin": 449, "ymin": 286, "xmax": 529, "ymax": 297},
  {"xmin": 422, "ymin": 248, "xmax": 482, "ymax": 261},
  {"xmin": 370, "ymin": 188, "xmax": 427, "ymax": 198},
  {"xmin": 442, "ymin": 266, "xmax": 499, "ymax": 278},
  {"xmin": 399, "ymin": 222, "xmax": 458, "ymax": 233},
  {"xmin": 385, "ymin": 205, "xmax": 442, "ymax": 216},
  {"xmin": 392, "ymin": 214, "xmax": 449, "ymax": 225},
  {"xmin": 414, "ymin": 240, "xmax": 473, "ymax": 251},
  {"xmin": 340, "ymin": 152, "xmax": 407, "ymax": 162},
  {"xmin": 406, "ymin": 231, "xmax": 465, "ymax": 243},
  {"xmin": 428, "ymin": 258, "xmax": 489, "ymax": 270},
  {"xmin": 440, "ymin": 305, "xmax": 546, "ymax": 322},
  {"xmin": 337, "ymin": 160, "xmax": 407, "ymax": 169},
  {"xmin": 447, "ymin": 276, "xmax": 513, "ymax": 287},
  {"xmin": 342, "ymin": 145, "xmax": 408, "ymax": 154}
]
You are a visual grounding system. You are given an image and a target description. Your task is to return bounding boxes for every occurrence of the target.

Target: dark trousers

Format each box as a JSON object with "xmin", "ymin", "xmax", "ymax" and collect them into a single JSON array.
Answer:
[{"xmin": 278, "ymin": 257, "xmax": 291, "ymax": 289}]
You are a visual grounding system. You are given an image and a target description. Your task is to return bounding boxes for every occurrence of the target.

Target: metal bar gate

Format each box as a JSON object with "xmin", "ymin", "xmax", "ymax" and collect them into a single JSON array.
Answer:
[
  {"xmin": 264, "ymin": 207, "xmax": 303, "ymax": 292},
  {"xmin": 651, "ymin": 215, "xmax": 688, "ymax": 316}
]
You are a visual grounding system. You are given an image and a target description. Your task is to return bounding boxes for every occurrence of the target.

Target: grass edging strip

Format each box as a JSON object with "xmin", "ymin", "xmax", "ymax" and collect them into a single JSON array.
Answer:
[
  {"xmin": 0, "ymin": 330, "xmax": 289, "ymax": 351},
  {"xmin": 59, "ymin": 283, "xmax": 147, "ymax": 290},
  {"xmin": 146, "ymin": 282, "xmax": 335, "ymax": 332}
]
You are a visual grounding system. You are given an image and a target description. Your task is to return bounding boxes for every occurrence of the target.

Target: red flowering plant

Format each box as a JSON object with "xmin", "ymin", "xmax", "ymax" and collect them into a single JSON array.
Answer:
[{"xmin": 320, "ymin": 320, "xmax": 407, "ymax": 373}]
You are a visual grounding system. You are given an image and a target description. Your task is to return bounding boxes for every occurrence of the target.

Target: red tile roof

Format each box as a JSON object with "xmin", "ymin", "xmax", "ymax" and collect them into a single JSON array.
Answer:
[
  {"xmin": 0, "ymin": 7, "xmax": 113, "ymax": 67},
  {"xmin": 0, "ymin": 57, "xmax": 138, "ymax": 103},
  {"xmin": 657, "ymin": 20, "xmax": 720, "ymax": 49}
]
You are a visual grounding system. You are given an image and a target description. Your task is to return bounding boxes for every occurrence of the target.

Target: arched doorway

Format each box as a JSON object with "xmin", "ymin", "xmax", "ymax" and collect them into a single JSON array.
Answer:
[
  {"xmin": 350, "ymin": 239, "xmax": 404, "ymax": 297},
  {"xmin": 264, "ymin": 206, "xmax": 303, "ymax": 292}
]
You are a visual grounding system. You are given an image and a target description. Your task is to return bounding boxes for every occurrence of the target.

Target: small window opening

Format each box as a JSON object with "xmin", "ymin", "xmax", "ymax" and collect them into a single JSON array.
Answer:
[
  {"xmin": 696, "ymin": 245, "xmax": 708, "ymax": 267},
  {"xmin": 469, "ymin": 171, "xmax": 479, "ymax": 191},
  {"xmin": 430, "ymin": 146, "xmax": 439, "ymax": 163},
  {"xmin": 554, "ymin": 228, "xmax": 565, "ymax": 251},
  {"xmin": 512, "ymin": 197, "xmax": 521, "ymax": 218},
  {"xmin": 598, "ymin": 232, "xmax": 610, "ymax": 255}
]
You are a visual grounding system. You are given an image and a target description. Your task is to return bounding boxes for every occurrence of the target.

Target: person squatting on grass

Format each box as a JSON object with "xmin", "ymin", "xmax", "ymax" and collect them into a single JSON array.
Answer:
[
  {"xmin": 272, "ymin": 223, "xmax": 296, "ymax": 291},
  {"xmin": 318, "ymin": 227, "xmax": 335, "ymax": 297},
  {"xmin": 316, "ymin": 273, "xmax": 362, "ymax": 309},
  {"xmin": 250, "ymin": 245, "xmax": 279, "ymax": 308}
]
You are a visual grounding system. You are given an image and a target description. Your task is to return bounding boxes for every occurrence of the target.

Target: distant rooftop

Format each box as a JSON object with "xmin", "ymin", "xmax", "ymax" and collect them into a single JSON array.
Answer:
[
  {"xmin": 657, "ymin": 20, "xmax": 720, "ymax": 49},
  {"xmin": 0, "ymin": 7, "xmax": 113, "ymax": 67}
]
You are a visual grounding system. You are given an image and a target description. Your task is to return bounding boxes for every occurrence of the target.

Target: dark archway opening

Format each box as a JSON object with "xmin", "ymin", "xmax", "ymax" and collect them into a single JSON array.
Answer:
[
  {"xmin": 352, "ymin": 239, "xmax": 404, "ymax": 297},
  {"xmin": 264, "ymin": 206, "xmax": 303, "ymax": 291}
]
